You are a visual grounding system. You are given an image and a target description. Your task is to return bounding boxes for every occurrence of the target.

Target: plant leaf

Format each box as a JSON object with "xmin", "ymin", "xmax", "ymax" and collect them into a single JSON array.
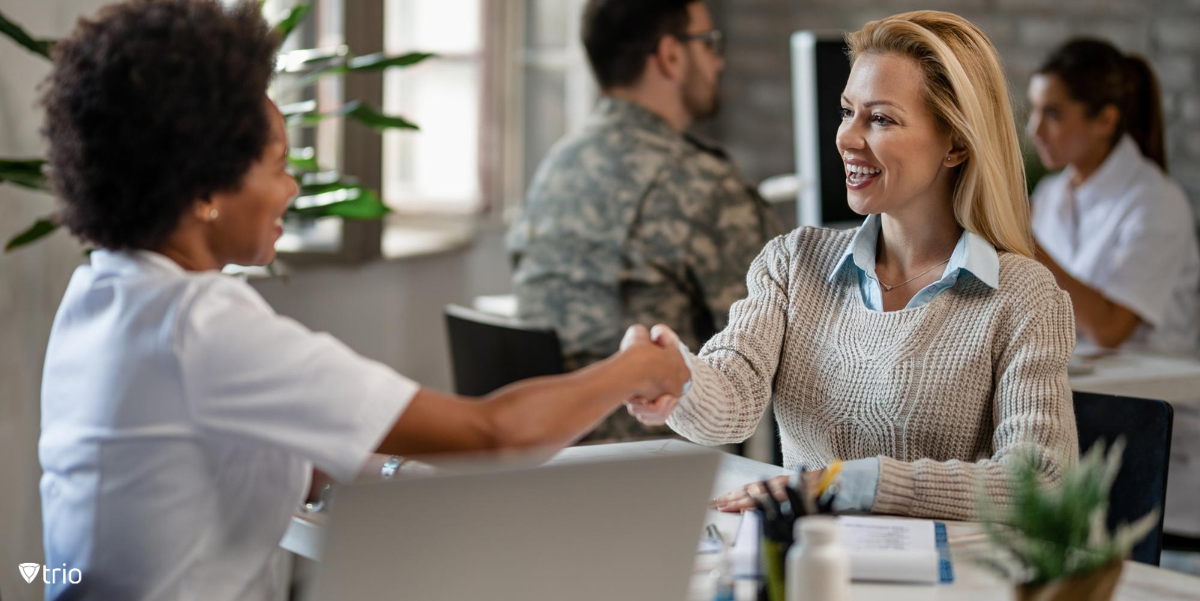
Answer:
[
  {"xmin": 287, "ymin": 100, "xmax": 418, "ymax": 131},
  {"xmin": 5, "ymin": 218, "xmax": 58, "ymax": 252},
  {"xmin": 340, "ymin": 101, "xmax": 418, "ymax": 131},
  {"xmin": 287, "ymin": 147, "xmax": 320, "ymax": 172},
  {"xmin": 276, "ymin": 46, "xmax": 349, "ymax": 73},
  {"xmin": 270, "ymin": 3, "xmax": 312, "ymax": 42},
  {"xmin": 0, "ymin": 158, "xmax": 49, "ymax": 191},
  {"xmin": 278, "ymin": 100, "xmax": 317, "ymax": 118},
  {"xmin": 289, "ymin": 185, "xmax": 390, "ymax": 220},
  {"xmin": 0, "ymin": 11, "xmax": 55, "ymax": 59},
  {"xmin": 342, "ymin": 51, "xmax": 435, "ymax": 73}
]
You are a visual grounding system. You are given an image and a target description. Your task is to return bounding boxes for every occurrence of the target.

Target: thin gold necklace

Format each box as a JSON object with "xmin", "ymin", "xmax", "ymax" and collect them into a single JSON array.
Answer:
[{"xmin": 877, "ymin": 256, "xmax": 951, "ymax": 292}]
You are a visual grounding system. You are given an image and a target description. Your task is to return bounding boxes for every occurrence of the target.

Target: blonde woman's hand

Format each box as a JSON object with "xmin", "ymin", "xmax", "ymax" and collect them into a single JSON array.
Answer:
[
  {"xmin": 620, "ymin": 324, "xmax": 688, "ymax": 425},
  {"xmin": 709, "ymin": 471, "xmax": 825, "ymax": 512}
]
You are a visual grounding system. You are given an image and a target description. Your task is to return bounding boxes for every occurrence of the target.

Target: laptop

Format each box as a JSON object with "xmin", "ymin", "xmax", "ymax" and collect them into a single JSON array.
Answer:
[{"xmin": 307, "ymin": 447, "xmax": 721, "ymax": 600}]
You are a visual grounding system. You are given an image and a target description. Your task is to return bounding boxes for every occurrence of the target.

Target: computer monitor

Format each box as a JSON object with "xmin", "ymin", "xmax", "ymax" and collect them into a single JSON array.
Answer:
[{"xmin": 791, "ymin": 31, "xmax": 857, "ymax": 227}]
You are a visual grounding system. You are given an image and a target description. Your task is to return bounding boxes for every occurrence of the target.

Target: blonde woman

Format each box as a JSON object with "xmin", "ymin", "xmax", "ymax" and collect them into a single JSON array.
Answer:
[{"xmin": 626, "ymin": 11, "xmax": 1078, "ymax": 520}]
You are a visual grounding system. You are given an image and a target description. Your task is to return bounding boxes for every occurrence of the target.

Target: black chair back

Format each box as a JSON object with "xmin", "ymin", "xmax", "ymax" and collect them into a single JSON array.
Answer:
[
  {"xmin": 444, "ymin": 304, "xmax": 565, "ymax": 396},
  {"xmin": 1072, "ymin": 391, "xmax": 1174, "ymax": 566}
]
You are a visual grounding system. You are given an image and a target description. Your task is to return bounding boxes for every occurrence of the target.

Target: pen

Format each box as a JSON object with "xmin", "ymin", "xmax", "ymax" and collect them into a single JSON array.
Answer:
[
  {"xmin": 704, "ymin": 523, "xmax": 725, "ymax": 547},
  {"xmin": 816, "ymin": 460, "xmax": 843, "ymax": 497}
]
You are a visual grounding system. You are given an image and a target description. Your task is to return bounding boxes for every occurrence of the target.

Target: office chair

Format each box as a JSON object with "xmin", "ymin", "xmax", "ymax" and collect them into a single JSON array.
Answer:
[
  {"xmin": 444, "ymin": 304, "xmax": 565, "ymax": 397},
  {"xmin": 1072, "ymin": 391, "xmax": 1174, "ymax": 566}
]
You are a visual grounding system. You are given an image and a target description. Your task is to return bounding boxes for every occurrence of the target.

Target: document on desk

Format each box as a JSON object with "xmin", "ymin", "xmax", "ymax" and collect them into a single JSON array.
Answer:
[{"xmin": 837, "ymin": 517, "xmax": 954, "ymax": 584}]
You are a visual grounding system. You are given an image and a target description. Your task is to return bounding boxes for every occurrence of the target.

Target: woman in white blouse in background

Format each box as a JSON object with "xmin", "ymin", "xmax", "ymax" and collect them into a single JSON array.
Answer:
[{"xmin": 1028, "ymin": 38, "xmax": 1200, "ymax": 353}]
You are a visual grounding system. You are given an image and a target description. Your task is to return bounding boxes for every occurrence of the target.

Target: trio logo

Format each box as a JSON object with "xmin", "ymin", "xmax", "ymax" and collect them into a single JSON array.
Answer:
[
  {"xmin": 18, "ymin": 562, "xmax": 82, "ymax": 584},
  {"xmin": 18, "ymin": 563, "xmax": 39, "ymax": 583}
]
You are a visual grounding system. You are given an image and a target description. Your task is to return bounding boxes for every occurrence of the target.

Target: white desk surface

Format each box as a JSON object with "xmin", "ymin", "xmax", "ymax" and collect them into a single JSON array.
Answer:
[
  {"xmin": 282, "ymin": 440, "xmax": 1200, "ymax": 600},
  {"xmin": 1070, "ymin": 349, "xmax": 1200, "ymax": 404}
]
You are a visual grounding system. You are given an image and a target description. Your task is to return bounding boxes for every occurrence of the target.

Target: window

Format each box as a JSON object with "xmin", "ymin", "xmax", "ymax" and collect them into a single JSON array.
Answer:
[
  {"xmin": 520, "ymin": 0, "xmax": 596, "ymax": 202},
  {"xmin": 264, "ymin": 0, "xmax": 598, "ymax": 260},
  {"xmin": 382, "ymin": 0, "xmax": 595, "ymax": 217},
  {"xmin": 383, "ymin": 0, "xmax": 484, "ymax": 214}
]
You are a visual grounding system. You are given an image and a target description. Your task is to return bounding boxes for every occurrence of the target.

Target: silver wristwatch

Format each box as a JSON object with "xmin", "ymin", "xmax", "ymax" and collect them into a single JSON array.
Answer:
[{"xmin": 381, "ymin": 455, "xmax": 403, "ymax": 479}]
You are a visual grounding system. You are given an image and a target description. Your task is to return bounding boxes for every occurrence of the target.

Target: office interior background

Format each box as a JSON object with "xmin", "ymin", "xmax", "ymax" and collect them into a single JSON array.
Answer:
[{"xmin": 3, "ymin": 0, "xmax": 1200, "ymax": 598}]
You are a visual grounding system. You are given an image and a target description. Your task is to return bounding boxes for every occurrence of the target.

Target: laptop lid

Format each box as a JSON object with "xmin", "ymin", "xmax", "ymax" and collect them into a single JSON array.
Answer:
[{"xmin": 308, "ymin": 447, "xmax": 721, "ymax": 600}]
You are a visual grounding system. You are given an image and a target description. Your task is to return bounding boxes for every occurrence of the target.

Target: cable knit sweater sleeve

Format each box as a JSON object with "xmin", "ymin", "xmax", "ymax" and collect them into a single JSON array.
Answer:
[
  {"xmin": 665, "ymin": 224, "xmax": 1080, "ymax": 521},
  {"xmin": 665, "ymin": 235, "xmax": 792, "ymax": 444},
  {"xmin": 872, "ymin": 282, "xmax": 1079, "ymax": 520}
]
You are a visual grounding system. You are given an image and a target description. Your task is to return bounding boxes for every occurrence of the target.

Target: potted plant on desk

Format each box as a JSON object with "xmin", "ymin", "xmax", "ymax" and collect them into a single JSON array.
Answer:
[{"xmin": 979, "ymin": 440, "xmax": 1158, "ymax": 601}]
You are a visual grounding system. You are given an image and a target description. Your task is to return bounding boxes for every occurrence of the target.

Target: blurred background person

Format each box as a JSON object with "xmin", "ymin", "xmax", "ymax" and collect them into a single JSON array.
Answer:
[
  {"xmin": 1028, "ymin": 38, "xmax": 1200, "ymax": 353},
  {"xmin": 506, "ymin": 0, "xmax": 782, "ymax": 442}
]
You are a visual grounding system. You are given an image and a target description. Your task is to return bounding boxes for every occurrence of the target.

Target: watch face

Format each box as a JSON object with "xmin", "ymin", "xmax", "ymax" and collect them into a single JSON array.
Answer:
[{"xmin": 382, "ymin": 457, "xmax": 402, "ymax": 479}]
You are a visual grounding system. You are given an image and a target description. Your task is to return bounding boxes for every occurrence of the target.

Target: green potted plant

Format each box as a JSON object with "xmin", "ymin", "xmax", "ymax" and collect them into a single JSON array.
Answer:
[
  {"xmin": 0, "ymin": 3, "xmax": 428, "ymax": 253},
  {"xmin": 979, "ymin": 440, "xmax": 1159, "ymax": 601}
]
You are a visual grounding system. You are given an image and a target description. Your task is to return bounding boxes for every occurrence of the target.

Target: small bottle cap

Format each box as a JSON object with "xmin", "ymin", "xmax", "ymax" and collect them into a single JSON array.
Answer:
[{"xmin": 796, "ymin": 515, "xmax": 839, "ymax": 543}]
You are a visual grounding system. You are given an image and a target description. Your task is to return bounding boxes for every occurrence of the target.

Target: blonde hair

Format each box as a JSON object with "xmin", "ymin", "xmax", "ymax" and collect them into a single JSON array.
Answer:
[{"xmin": 845, "ymin": 11, "xmax": 1033, "ymax": 258}]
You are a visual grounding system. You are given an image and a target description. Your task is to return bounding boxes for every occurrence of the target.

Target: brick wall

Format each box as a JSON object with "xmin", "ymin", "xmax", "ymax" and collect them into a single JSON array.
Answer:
[{"xmin": 708, "ymin": 0, "xmax": 1200, "ymax": 213}]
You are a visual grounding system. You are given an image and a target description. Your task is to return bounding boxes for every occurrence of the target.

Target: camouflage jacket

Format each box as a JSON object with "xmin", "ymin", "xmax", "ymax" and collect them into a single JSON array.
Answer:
[{"xmin": 506, "ymin": 97, "xmax": 783, "ymax": 441}]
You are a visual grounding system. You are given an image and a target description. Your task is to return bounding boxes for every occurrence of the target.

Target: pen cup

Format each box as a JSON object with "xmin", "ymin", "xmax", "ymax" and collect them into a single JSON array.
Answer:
[{"xmin": 760, "ymin": 529, "xmax": 788, "ymax": 601}]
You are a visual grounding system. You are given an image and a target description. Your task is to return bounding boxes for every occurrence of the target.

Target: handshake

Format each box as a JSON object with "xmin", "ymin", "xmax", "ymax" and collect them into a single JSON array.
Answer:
[{"xmin": 616, "ymin": 324, "xmax": 692, "ymax": 426}]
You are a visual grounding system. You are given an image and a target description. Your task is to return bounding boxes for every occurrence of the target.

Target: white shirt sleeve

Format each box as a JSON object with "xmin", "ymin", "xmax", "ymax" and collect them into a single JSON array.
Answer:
[
  {"xmin": 1100, "ymin": 195, "xmax": 1190, "ymax": 328},
  {"xmin": 175, "ymin": 276, "xmax": 419, "ymax": 483}
]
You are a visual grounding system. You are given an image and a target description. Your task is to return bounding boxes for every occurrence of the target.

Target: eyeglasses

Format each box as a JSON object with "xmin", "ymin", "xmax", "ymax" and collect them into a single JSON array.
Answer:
[{"xmin": 677, "ymin": 29, "xmax": 725, "ymax": 57}]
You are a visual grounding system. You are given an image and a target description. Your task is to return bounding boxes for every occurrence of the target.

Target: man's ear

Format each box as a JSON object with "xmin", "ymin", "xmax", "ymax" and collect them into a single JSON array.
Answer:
[
  {"xmin": 649, "ymin": 34, "xmax": 686, "ymax": 82},
  {"xmin": 944, "ymin": 139, "xmax": 969, "ymax": 169}
]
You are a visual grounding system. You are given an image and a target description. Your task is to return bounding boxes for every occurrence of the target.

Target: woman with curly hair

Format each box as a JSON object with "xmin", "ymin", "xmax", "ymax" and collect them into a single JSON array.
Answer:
[{"xmin": 37, "ymin": 1, "xmax": 687, "ymax": 599}]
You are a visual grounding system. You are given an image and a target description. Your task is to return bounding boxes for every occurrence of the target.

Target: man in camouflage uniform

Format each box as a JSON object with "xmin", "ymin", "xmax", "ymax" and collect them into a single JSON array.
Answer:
[{"xmin": 506, "ymin": 0, "xmax": 783, "ymax": 441}]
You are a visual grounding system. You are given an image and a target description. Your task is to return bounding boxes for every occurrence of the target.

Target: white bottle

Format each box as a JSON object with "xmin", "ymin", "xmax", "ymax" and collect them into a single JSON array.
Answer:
[{"xmin": 786, "ymin": 516, "xmax": 850, "ymax": 601}]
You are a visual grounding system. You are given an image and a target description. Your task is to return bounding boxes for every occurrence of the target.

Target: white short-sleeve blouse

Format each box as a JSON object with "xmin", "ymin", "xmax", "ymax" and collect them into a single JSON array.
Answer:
[
  {"xmin": 1032, "ymin": 135, "xmax": 1200, "ymax": 353},
  {"xmin": 39, "ymin": 250, "xmax": 417, "ymax": 600}
]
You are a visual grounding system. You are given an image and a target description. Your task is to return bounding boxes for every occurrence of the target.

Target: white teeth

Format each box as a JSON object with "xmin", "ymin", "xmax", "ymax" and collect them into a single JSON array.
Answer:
[
  {"xmin": 274, "ymin": 217, "xmax": 284, "ymax": 227},
  {"xmin": 846, "ymin": 164, "xmax": 881, "ymax": 176}
]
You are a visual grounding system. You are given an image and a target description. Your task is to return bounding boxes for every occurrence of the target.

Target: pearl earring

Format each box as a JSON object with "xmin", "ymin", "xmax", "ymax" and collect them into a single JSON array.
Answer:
[{"xmin": 208, "ymin": 208, "xmax": 219, "ymax": 221}]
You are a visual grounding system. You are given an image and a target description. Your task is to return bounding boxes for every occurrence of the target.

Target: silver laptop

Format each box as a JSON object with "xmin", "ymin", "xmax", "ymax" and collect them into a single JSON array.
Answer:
[{"xmin": 307, "ymin": 447, "xmax": 721, "ymax": 600}]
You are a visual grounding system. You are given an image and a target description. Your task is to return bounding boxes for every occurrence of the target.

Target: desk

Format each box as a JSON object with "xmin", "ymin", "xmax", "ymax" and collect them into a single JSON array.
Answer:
[
  {"xmin": 1070, "ymin": 350, "xmax": 1200, "ymax": 403},
  {"xmin": 282, "ymin": 440, "xmax": 1200, "ymax": 600},
  {"xmin": 1069, "ymin": 350, "xmax": 1200, "ymax": 537}
]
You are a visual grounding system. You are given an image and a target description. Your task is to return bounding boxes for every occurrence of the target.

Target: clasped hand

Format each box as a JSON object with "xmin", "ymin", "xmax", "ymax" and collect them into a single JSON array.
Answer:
[{"xmin": 619, "ymin": 324, "xmax": 688, "ymax": 426}]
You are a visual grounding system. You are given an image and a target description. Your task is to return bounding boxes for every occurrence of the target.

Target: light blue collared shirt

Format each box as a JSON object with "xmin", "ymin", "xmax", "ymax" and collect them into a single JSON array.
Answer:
[
  {"xmin": 821, "ymin": 215, "xmax": 1001, "ymax": 513},
  {"xmin": 830, "ymin": 214, "xmax": 1001, "ymax": 311}
]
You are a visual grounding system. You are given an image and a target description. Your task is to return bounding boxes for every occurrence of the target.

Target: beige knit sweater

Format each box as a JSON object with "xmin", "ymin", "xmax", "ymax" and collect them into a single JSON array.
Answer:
[{"xmin": 667, "ymin": 226, "xmax": 1079, "ymax": 520}]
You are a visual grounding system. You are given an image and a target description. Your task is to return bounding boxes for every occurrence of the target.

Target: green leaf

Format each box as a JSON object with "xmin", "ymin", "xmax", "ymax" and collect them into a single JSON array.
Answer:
[
  {"xmin": 0, "ymin": 11, "xmax": 55, "ymax": 59},
  {"xmin": 0, "ymin": 158, "xmax": 48, "ymax": 191},
  {"xmin": 5, "ymin": 218, "xmax": 58, "ymax": 252},
  {"xmin": 278, "ymin": 100, "xmax": 317, "ymax": 118},
  {"xmin": 287, "ymin": 100, "xmax": 418, "ymax": 131},
  {"xmin": 287, "ymin": 147, "xmax": 320, "ymax": 172},
  {"xmin": 338, "ymin": 51, "xmax": 435, "ymax": 74},
  {"xmin": 270, "ymin": 3, "xmax": 312, "ymax": 42},
  {"xmin": 276, "ymin": 46, "xmax": 349, "ymax": 73},
  {"xmin": 289, "ymin": 185, "xmax": 391, "ymax": 220}
]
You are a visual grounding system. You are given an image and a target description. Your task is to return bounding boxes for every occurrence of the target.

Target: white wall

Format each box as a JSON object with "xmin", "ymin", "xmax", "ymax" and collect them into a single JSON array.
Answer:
[
  {"xmin": 0, "ymin": 2, "xmax": 512, "ymax": 599},
  {"xmin": 251, "ymin": 226, "xmax": 513, "ymax": 393},
  {"xmin": 0, "ymin": 2, "xmax": 108, "ymax": 600}
]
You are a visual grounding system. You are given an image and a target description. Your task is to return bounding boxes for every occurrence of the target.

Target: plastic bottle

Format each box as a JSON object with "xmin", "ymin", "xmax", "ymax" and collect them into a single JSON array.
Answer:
[
  {"xmin": 710, "ymin": 546, "xmax": 735, "ymax": 601},
  {"xmin": 785, "ymin": 516, "xmax": 849, "ymax": 601}
]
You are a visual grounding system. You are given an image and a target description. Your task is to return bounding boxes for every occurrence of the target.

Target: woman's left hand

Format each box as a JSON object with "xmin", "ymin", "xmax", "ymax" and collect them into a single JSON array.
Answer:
[{"xmin": 711, "ymin": 470, "xmax": 824, "ymax": 512}]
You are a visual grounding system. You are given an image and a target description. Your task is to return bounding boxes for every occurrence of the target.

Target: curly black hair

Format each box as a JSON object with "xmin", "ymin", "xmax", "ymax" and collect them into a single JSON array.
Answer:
[{"xmin": 42, "ymin": 0, "xmax": 280, "ymax": 250}]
